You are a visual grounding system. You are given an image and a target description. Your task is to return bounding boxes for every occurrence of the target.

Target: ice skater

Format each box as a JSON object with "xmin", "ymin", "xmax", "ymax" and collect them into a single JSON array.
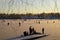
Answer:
[
  {"xmin": 42, "ymin": 28, "xmax": 44, "ymax": 34},
  {"xmin": 38, "ymin": 21, "xmax": 40, "ymax": 24},
  {"xmin": 53, "ymin": 21, "xmax": 55, "ymax": 23},
  {"xmin": 19, "ymin": 22, "xmax": 21, "ymax": 26},
  {"xmin": 7, "ymin": 22, "xmax": 9, "ymax": 26},
  {"xmin": 29, "ymin": 26, "xmax": 32, "ymax": 35}
]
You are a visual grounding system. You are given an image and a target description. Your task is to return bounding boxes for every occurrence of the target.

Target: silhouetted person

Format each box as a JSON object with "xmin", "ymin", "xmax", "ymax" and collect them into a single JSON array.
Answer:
[
  {"xmin": 23, "ymin": 31, "xmax": 28, "ymax": 36},
  {"xmin": 47, "ymin": 21, "xmax": 48, "ymax": 23},
  {"xmin": 29, "ymin": 26, "xmax": 32, "ymax": 35},
  {"xmin": 42, "ymin": 28, "xmax": 44, "ymax": 34},
  {"xmin": 53, "ymin": 21, "xmax": 55, "ymax": 23},
  {"xmin": 19, "ymin": 22, "xmax": 21, "ymax": 26},
  {"xmin": 7, "ymin": 22, "xmax": 9, "ymax": 26},
  {"xmin": 32, "ymin": 28, "xmax": 36, "ymax": 34},
  {"xmin": 38, "ymin": 21, "xmax": 40, "ymax": 24},
  {"xmin": 26, "ymin": 32, "xmax": 28, "ymax": 36}
]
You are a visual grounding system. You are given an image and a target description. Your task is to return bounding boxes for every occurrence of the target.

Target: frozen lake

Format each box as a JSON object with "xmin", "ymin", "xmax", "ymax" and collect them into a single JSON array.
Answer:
[{"xmin": 0, "ymin": 19, "xmax": 60, "ymax": 40}]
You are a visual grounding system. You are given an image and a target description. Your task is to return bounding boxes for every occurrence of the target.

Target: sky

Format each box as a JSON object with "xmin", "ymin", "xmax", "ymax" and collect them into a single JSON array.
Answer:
[{"xmin": 0, "ymin": 0, "xmax": 60, "ymax": 14}]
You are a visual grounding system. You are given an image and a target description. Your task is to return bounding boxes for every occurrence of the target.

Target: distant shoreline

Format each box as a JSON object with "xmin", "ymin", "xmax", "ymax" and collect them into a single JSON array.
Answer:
[
  {"xmin": 0, "ymin": 18, "xmax": 60, "ymax": 20},
  {"xmin": 0, "ymin": 13, "xmax": 60, "ymax": 19}
]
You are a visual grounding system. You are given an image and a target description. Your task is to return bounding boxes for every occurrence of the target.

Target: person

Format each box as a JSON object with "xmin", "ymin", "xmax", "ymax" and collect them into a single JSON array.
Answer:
[
  {"xmin": 23, "ymin": 31, "xmax": 28, "ymax": 36},
  {"xmin": 7, "ymin": 22, "xmax": 9, "ymax": 26},
  {"xmin": 32, "ymin": 28, "xmax": 36, "ymax": 34},
  {"xmin": 53, "ymin": 21, "xmax": 55, "ymax": 23},
  {"xmin": 26, "ymin": 31, "xmax": 28, "ymax": 36},
  {"xmin": 47, "ymin": 21, "xmax": 48, "ymax": 23},
  {"xmin": 38, "ymin": 21, "xmax": 40, "ymax": 24},
  {"xmin": 19, "ymin": 22, "xmax": 21, "ymax": 26},
  {"xmin": 29, "ymin": 26, "xmax": 32, "ymax": 35},
  {"xmin": 42, "ymin": 28, "xmax": 44, "ymax": 34}
]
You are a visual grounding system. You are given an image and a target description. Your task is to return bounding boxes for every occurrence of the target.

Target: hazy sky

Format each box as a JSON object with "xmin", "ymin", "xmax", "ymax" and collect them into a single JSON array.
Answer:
[{"xmin": 0, "ymin": 0, "xmax": 60, "ymax": 14}]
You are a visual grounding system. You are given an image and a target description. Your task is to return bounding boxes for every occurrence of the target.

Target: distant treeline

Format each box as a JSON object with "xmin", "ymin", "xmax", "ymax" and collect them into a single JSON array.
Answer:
[{"xmin": 0, "ymin": 13, "xmax": 60, "ymax": 19}]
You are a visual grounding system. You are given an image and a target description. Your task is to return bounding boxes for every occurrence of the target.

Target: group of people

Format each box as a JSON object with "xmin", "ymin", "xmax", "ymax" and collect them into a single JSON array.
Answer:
[
  {"xmin": 29, "ymin": 26, "xmax": 36, "ymax": 35},
  {"xmin": 29, "ymin": 26, "xmax": 44, "ymax": 35},
  {"xmin": 23, "ymin": 26, "xmax": 36, "ymax": 36},
  {"xmin": 23, "ymin": 26, "xmax": 45, "ymax": 36}
]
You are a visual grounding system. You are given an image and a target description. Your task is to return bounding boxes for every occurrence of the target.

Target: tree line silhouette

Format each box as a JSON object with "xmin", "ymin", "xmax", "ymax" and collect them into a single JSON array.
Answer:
[{"xmin": 0, "ymin": 13, "xmax": 60, "ymax": 19}]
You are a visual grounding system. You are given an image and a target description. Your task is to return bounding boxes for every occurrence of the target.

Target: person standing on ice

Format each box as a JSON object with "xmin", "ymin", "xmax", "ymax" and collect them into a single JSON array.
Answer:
[
  {"xmin": 7, "ymin": 22, "xmax": 9, "ymax": 26},
  {"xmin": 42, "ymin": 28, "xmax": 44, "ymax": 34},
  {"xmin": 19, "ymin": 22, "xmax": 21, "ymax": 26},
  {"xmin": 29, "ymin": 26, "xmax": 32, "ymax": 35}
]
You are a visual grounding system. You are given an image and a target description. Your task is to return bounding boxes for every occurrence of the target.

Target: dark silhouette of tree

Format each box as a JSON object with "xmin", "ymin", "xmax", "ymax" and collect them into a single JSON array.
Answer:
[{"xmin": 0, "ymin": 13, "xmax": 60, "ymax": 19}]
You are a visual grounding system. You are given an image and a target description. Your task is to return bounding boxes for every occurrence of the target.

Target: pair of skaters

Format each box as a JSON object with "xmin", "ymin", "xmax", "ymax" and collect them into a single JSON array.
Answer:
[{"xmin": 7, "ymin": 22, "xmax": 21, "ymax": 26}]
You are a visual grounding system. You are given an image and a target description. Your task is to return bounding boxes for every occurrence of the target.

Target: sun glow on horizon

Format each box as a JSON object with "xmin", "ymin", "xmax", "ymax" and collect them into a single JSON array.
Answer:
[{"xmin": 0, "ymin": 0, "xmax": 60, "ymax": 14}]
